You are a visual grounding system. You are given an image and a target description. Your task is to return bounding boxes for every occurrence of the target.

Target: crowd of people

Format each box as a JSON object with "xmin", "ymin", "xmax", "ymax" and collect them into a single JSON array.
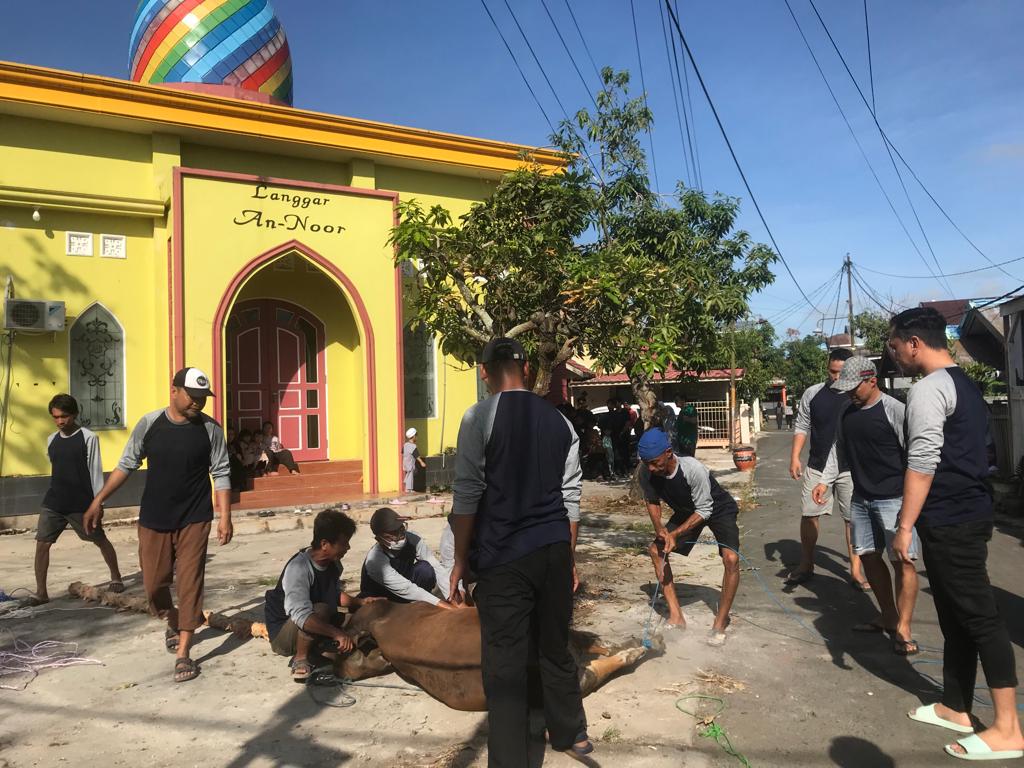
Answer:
[
  {"xmin": 225, "ymin": 419, "xmax": 300, "ymax": 492},
  {"xmin": 23, "ymin": 306, "xmax": 1024, "ymax": 763}
]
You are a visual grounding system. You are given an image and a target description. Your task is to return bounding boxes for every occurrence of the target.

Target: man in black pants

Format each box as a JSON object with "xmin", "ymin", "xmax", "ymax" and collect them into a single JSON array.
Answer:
[
  {"xmin": 450, "ymin": 337, "xmax": 590, "ymax": 766},
  {"xmin": 889, "ymin": 308, "xmax": 1023, "ymax": 761}
]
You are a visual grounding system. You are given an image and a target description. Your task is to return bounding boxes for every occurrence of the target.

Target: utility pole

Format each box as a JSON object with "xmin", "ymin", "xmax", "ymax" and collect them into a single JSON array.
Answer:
[
  {"xmin": 729, "ymin": 320, "xmax": 737, "ymax": 449},
  {"xmin": 845, "ymin": 252, "xmax": 855, "ymax": 349}
]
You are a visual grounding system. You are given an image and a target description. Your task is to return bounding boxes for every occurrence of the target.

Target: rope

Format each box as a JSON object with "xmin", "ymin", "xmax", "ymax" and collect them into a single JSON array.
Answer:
[
  {"xmin": 0, "ymin": 631, "xmax": 103, "ymax": 691},
  {"xmin": 306, "ymin": 665, "xmax": 425, "ymax": 708},
  {"xmin": 675, "ymin": 695, "xmax": 752, "ymax": 767}
]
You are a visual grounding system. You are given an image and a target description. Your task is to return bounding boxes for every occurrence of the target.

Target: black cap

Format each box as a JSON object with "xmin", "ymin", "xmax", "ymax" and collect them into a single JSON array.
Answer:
[
  {"xmin": 481, "ymin": 337, "xmax": 527, "ymax": 364},
  {"xmin": 370, "ymin": 507, "xmax": 406, "ymax": 536},
  {"xmin": 172, "ymin": 367, "xmax": 215, "ymax": 398}
]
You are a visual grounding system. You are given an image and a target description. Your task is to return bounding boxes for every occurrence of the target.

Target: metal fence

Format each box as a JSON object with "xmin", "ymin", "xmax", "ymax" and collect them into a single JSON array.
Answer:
[{"xmin": 693, "ymin": 399, "xmax": 732, "ymax": 447}]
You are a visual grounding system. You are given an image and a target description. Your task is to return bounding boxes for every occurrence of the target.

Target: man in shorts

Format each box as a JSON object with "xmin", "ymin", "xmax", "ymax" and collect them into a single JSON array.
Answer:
[
  {"xmin": 638, "ymin": 428, "xmax": 740, "ymax": 646},
  {"xmin": 788, "ymin": 347, "xmax": 865, "ymax": 588},
  {"xmin": 813, "ymin": 356, "xmax": 920, "ymax": 654},
  {"xmin": 35, "ymin": 393, "xmax": 124, "ymax": 603}
]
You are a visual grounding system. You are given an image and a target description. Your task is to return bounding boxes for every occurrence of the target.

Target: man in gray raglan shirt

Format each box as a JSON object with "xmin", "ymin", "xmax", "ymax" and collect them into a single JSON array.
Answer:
[
  {"xmin": 888, "ymin": 308, "xmax": 1022, "ymax": 761},
  {"xmin": 814, "ymin": 356, "xmax": 920, "ymax": 655},
  {"xmin": 84, "ymin": 367, "xmax": 232, "ymax": 684},
  {"xmin": 449, "ymin": 337, "xmax": 591, "ymax": 765}
]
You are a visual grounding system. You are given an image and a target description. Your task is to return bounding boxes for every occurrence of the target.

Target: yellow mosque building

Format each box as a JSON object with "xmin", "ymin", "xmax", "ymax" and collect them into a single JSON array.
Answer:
[{"xmin": 0, "ymin": 4, "xmax": 561, "ymax": 515}]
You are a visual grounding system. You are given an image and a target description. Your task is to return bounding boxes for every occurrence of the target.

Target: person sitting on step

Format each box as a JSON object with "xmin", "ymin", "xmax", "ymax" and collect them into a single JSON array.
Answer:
[{"xmin": 261, "ymin": 420, "xmax": 300, "ymax": 476}]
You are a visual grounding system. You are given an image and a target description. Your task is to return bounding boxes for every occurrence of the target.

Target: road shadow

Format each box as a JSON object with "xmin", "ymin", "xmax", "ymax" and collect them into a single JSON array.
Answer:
[
  {"xmin": 191, "ymin": 628, "xmax": 252, "ymax": 664},
  {"xmin": 828, "ymin": 735, "xmax": 896, "ymax": 767},
  {"xmin": 992, "ymin": 585, "xmax": 1024, "ymax": 651},
  {"xmin": 762, "ymin": 538, "xmax": 851, "ymax": 586}
]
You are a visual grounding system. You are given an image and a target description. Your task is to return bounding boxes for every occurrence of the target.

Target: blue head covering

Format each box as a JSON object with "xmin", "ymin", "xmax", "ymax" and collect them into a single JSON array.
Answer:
[{"xmin": 637, "ymin": 428, "xmax": 672, "ymax": 461}]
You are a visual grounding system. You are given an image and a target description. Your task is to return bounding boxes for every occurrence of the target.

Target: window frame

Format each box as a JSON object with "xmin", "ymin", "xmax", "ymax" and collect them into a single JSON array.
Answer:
[{"xmin": 67, "ymin": 302, "xmax": 127, "ymax": 430}]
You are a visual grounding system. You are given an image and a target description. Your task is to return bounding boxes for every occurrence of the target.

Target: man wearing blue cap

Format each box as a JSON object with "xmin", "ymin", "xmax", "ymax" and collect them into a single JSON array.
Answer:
[{"xmin": 637, "ymin": 428, "xmax": 741, "ymax": 646}]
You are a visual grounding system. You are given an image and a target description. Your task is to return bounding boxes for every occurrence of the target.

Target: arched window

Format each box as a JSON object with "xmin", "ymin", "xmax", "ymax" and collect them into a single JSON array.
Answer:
[
  {"xmin": 69, "ymin": 304, "xmax": 125, "ymax": 429},
  {"xmin": 403, "ymin": 323, "xmax": 436, "ymax": 419}
]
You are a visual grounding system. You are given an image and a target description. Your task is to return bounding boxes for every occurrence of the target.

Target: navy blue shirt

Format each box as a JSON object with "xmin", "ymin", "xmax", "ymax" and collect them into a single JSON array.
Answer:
[
  {"xmin": 823, "ymin": 394, "xmax": 906, "ymax": 501},
  {"xmin": 795, "ymin": 382, "xmax": 851, "ymax": 472}
]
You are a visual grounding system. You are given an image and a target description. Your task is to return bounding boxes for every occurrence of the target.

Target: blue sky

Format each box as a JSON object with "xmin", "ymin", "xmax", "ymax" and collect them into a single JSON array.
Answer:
[{"xmin": 3, "ymin": 1, "xmax": 1022, "ymax": 337}]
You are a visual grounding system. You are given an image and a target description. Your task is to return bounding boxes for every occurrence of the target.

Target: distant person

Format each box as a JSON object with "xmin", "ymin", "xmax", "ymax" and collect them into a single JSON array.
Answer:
[
  {"xmin": 638, "ymin": 429, "xmax": 740, "ymax": 646},
  {"xmin": 775, "ymin": 403, "xmax": 784, "ymax": 430},
  {"xmin": 787, "ymin": 348, "xmax": 866, "ymax": 590},
  {"xmin": 264, "ymin": 509, "xmax": 379, "ymax": 683},
  {"xmin": 403, "ymin": 428, "xmax": 427, "ymax": 492},
  {"xmin": 674, "ymin": 396, "xmax": 699, "ymax": 457},
  {"xmin": 261, "ymin": 421, "xmax": 299, "ymax": 475},
  {"xmin": 225, "ymin": 425, "xmax": 246, "ymax": 492},
  {"xmin": 889, "ymin": 308, "xmax": 1023, "ymax": 761},
  {"xmin": 359, "ymin": 507, "xmax": 453, "ymax": 607},
  {"xmin": 814, "ymin": 357, "xmax": 920, "ymax": 655},
  {"xmin": 84, "ymin": 367, "xmax": 232, "ymax": 684},
  {"xmin": 784, "ymin": 400, "xmax": 794, "ymax": 430},
  {"xmin": 34, "ymin": 394, "xmax": 124, "ymax": 604}
]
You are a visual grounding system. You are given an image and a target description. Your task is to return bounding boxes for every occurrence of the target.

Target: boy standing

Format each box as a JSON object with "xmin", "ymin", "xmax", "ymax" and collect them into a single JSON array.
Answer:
[{"xmin": 35, "ymin": 394, "xmax": 123, "ymax": 603}]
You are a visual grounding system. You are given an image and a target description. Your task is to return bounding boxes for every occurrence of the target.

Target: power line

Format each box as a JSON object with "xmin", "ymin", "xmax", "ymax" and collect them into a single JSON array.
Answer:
[
  {"xmin": 763, "ymin": 266, "xmax": 844, "ymax": 326},
  {"xmin": 858, "ymin": 254, "xmax": 1024, "ymax": 280},
  {"xmin": 851, "ymin": 266, "xmax": 901, "ymax": 314},
  {"xmin": 661, "ymin": 0, "xmax": 700, "ymax": 189},
  {"xmin": 630, "ymin": 0, "xmax": 660, "ymax": 193},
  {"xmin": 804, "ymin": 0, "xmax": 1020, "ymax": 285},
  {"xmin": 478, "ymin": 0, "xmax": 556, "ymax": 135},
  {"xmin": 863, "ymin": 0, "xmax": 875, "ymax": 115},
  {"xmin": 664, "ymin": 0, "xmax": 820, "ymax": 313},
  {"xmin": 780, "ymin": 0, "xmax": 950, "ymax": 296},
  {"xmin": 499, "ymin": 0, "xmax": 573, "ymax": 124},
  {"xmin": 674, "ymin": 0, "xmax": 703, "ymax": 188},
  {"xmin": 827, "ymin": 270, "xmax": 845, "ymax": 340},
  {"xmin": 538, "ymin": 0, "xmax": 597, "ymax": 108},
  {"xmin": 561, "ymin": 0, "xmax": 601, "ymax": 83},
  {"xmin": 657, "ymin": 0, "xmax": 692, "ymax": 186}
]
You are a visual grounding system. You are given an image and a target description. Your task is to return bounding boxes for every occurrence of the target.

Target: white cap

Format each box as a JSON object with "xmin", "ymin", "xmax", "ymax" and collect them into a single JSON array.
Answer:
[
  {"xmin": 173, "ymin": 366, "xmax": 215, "ymax": 398},
  {"xmin": 405, "ymin": 427, "xmax": 417, "ymax": 439}
]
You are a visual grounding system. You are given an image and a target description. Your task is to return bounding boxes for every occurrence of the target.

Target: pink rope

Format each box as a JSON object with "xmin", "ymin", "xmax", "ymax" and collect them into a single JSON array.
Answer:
[{"xmin": 0, "ymin": 632, "xmax": 103, "ymax": 691}]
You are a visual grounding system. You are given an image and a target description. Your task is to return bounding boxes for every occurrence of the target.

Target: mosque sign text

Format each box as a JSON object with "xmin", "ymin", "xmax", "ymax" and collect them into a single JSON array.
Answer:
[{"xmin": 232, "ymin": 184, "xmax": 346, "ymax": 235}]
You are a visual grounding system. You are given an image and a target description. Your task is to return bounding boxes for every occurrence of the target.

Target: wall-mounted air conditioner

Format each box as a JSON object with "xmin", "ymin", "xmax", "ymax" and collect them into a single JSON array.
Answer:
[{"xmin": 4, "ymin": 299, "xmax": 66, "ymax": 331}]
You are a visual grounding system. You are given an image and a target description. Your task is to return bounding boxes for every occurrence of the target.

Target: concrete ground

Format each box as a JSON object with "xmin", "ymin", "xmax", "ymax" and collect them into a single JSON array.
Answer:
[{"xmin": 3, "ymin": 434, "xmax": 1020, "ymax": 767}]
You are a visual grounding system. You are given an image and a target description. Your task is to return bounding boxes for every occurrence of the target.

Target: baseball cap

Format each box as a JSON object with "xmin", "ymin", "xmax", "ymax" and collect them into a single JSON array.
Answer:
[
  {"xmin": 370, "ymin": 507, "xmax": 407, "ymax": 536},
  {"xmin": 172, "ymin": 367, "xmax": 215, "ymax": 398},
  {"xmin": 832, "ymin": 356, "xmax": 878, "ymax": 393},
  {"xmin": 481, "ymin": 337, "xmax": 526, "ymax": 364},
  {"xmin": 637, "ymin": 428, "xmax": 672, "ymax": 461}
]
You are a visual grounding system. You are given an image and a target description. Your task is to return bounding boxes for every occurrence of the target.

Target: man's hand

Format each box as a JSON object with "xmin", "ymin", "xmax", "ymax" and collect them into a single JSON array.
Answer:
[
  {"xmin": 810, "ymin": 483, "xmax": 829, "ymax": 506},
  {"xmin": 333, "ymin": 632, "xmax": 354, "ymax": 654},
  {"xmin": 892, "ymin": 527, "xmax": 915, "ymax": 564},
  {"xmin": 83, "ymin": 500, "xmax": 104, "ymax": 535},
  {"xmin": 449, "ymin": 561, "xmax": 467, "ymax": 605},
  {"xmin": 657, "ymin": 527, "xmax": 677, "ymax": 555},
  {"xmin": 572, "ymin": 562, "xmax": 580, "ymax": 594},
  {"xmin": 789, "ymin": 457, "xmax": 803, "ymax": 480},
  {"xmin": 436, "ymin": 600, "xmax": 455, "ymax": 611},
  {"xmin": 217, "ymin": 516, "xmax": 233, "ymax": 546},
  {"xmin": 360, "ymin": 596, "xmax": 386, "ymax": 606}
]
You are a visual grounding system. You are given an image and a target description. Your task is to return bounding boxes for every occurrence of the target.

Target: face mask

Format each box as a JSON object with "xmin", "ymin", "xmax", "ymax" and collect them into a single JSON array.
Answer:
[{"xmin": 385, "ymin": 537, "xmax": 406, "ymax": 552}]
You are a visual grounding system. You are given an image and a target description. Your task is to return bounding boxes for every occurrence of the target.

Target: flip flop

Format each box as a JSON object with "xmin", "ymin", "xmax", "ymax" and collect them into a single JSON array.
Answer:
[
  {"xmin": 894, "ymin": 637, "xmax": 920, "ymax": 656},
  {"xmin": 784, "ymin": 570, "xmax": 813, "ymax": 585},
  {"xmin": 707, "ymin": 630, "xmax": 727, "ymax": 647},
  {"xmin": 907, "ymin": 704, "xmax": 974, "ymax": 734},
  {"xmin": 173, "ymin": 657, "xmax": 200, "ymax": 683},
  {"xmin": 944, "ymin": 733, "xmax": 1023, "ymax": 761},
  {"xmin": 108, "ymin": 581, "xmax": 125, "ymax": 594},
  {"xmin": 851, "ymin": 579, "xmax": 871, "ymax": 592},
  {"xmin": 164, "ymin": 627, "xmax": 180, "ymax": 653}
]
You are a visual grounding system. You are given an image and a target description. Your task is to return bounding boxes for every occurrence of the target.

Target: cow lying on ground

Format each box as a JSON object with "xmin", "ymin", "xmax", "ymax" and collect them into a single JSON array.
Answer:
[{"xmin": 334, "ymin": 601, "xmax": 662, "ymax": 711}]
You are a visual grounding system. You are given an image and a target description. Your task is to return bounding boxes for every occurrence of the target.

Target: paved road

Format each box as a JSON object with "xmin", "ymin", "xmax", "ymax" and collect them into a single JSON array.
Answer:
[{"xmin": 697, "ymin": 429, "xmax": 1024, "ymax": 767}]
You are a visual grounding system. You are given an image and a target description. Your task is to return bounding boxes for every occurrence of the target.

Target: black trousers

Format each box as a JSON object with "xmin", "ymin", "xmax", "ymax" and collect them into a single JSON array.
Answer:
[
  {"xmin": 475, "ymin": 541, "xmax": 587, "ymax": 767},
  {"xmin": 918, "ymin": 518, "xmax": 1017, "ymax": 713}
]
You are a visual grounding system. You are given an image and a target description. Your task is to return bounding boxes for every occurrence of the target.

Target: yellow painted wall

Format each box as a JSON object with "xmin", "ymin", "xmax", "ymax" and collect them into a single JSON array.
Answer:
[{"xmin": 234, "ymin": 263, "xmax": 363, "ymax": 459}]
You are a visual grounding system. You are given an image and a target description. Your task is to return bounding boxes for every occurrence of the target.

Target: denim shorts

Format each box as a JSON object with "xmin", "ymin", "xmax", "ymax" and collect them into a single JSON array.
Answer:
[{"xmin": 850, "ymin": 496, "xmax": 919, "ymax": 561}]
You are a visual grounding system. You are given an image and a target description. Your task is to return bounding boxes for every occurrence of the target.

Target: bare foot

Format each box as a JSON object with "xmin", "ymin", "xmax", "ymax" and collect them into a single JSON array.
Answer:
[
  {"xmin": 667, "ymin": 615, "xmax": 686, "ymax": 629},
  {"xmin": 107, "ymin": 580, "xmax": 125, "ymax": 593},
  {"xmin": 30, "ymin": 593, "xmax": 50, "ymax": 606},
  {"xmin": 932, "ymin": 703, "xmax": 972, "ymax": 729}
]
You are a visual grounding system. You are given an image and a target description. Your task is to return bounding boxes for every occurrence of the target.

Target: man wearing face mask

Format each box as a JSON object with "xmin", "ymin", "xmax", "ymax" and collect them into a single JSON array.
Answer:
[{"xmin": 358, "ymin": 507, "xmax": 454, "ymax": 608}]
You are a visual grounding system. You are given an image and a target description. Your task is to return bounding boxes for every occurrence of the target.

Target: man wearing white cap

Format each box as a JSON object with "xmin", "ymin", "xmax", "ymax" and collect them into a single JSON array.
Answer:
[
  {"xmin": 84, "ymin": 366, "xmax": 232, "ymax": 683},
  {"xmin": 403, "ymin": 427, "xmax": 427, "ymax": 493},
  {"xmin": 813, "ymin": 356, "xmax": 921, "ymax": 655}
]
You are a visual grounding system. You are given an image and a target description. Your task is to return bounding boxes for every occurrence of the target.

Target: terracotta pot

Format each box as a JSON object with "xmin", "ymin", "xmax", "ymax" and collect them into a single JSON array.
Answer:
[{"xmin": 732, "ymin": 446, "xmax": 757, "ymax": 472}]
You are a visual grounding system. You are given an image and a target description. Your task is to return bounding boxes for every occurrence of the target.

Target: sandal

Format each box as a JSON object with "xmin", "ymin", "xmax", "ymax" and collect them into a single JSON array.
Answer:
[
  {"xmin": 164, "ymin": 628, "xmax": 180, "ymax": 653},
  {"xmin": 290, "ymin": 657, "xmax": 314, "ymax": 684},
  {"xmin": 173, "ymin": 657, "xmax": 200, "ymax": 683},
  {"xmin": 893, "ymin": 637, "xmax": 920, "ymax": 656},
  {"xmin": 784, "ymin": 570, "xmax": 813, "ymax": 585},
  {"xmin": 851, "ymin": 579, "xmax": 871, "ymax": 592},
  {"xmin": 554, "ymin": 731, "xmax": 594, "ymax": 757},
  {"xmin": 107, "ymin": 581, "xmax": 125, "ymax": 594}
]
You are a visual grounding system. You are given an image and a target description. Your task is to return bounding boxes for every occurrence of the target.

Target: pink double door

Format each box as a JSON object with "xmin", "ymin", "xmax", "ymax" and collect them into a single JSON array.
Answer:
[{"xmin": 225, "ymin": 298, "xmax": 327, "ymax": 461}]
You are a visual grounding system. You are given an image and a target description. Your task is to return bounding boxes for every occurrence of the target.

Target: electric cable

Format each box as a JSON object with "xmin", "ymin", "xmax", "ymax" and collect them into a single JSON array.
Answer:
[
  {"xmin": 657, "ymin": 0, "xmax": 693, "ymax": 187},
  {"xmin": 762, "ymin": 268, "xmax": 843, "ymax": 328},
  {"xmin": 857, "ymin": 254, "xmax": 1024, "ymax": 280},
  {"xmin": 664, "ymin": 0, "xmax": 820, "ymax": 313},
  {"xmin": 478, "ymin": 0, "xmax": 556, "ymax": 135},
  {"xmin": 780, "ymin": 0, "xmax": 950, "ymax": 296},
  {"xmin": 863, "ymin": 0, "xmax": 875, "ymax": 115},
  {"xmin": 538, "ymin": 0, "xmax": 598, "ymax": 108},
  {"xmin": 827, "ymin": 269, "xmax": 845, "ymax": 342},
  {"xmin": 804, "ymin": 0, "xmax": 1022, "ymax": 283},
  {"xmin": 674, "ymin": 0, "xmax": 703, "ymax": 188},
  {"xmin": 630, "ymin": 0, "xmax": 661, "ymax": 192},
  {"xmin": 560, "ymin": 0, "xmax": 601, "ymax": 83},
  {"xmin": 499, "ymin": 0, "xmax": 573, "ymax": 125},
  {"xmin": 662, "ymin": 0, "xmax": 700, "ymax": 189},
  {"xmin": 851, "ymin": 265, "xmax": 908, "ymax": 313}
]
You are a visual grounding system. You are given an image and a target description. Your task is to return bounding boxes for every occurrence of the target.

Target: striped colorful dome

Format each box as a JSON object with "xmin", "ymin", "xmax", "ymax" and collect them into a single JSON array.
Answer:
[{"xmin": 129, "ymin": 0, "xmax": 293, "ymax": 106}]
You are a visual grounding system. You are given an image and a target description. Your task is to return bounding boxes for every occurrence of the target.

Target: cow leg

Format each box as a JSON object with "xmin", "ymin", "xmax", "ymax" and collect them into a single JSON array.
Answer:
[{"xmin": 579, "ymin": 646, "xmax": 648, "ymax": 696}]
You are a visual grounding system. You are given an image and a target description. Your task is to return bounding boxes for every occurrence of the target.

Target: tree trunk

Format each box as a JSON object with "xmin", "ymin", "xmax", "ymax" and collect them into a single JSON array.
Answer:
[{"xmin": 629, "ymin": 373, "xmax": 660, "ymax": 430}]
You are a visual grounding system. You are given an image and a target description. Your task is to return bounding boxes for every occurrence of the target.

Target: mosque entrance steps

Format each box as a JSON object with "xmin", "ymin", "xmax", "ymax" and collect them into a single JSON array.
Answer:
[{"xmin": 233, "ymin": 459, "xmax": 364, "ymax": 511}]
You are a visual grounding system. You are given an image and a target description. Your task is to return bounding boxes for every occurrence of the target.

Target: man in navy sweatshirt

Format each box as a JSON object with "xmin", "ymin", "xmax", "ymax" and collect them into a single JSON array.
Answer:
[
  {"xmin": 450, "ymin": 337, "xmax": 591, "ymax": 765},
  {"xmin": 890, "ymin": 307, "xmax": 1022, "ymax": 761}
]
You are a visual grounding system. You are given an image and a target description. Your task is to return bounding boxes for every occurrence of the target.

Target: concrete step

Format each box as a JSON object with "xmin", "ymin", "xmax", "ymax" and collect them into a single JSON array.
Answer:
[
  {"xmin": 251, "ymin": 468, "xmax": 361, "ymax": 491},
  {"xmin": 233, "ymin": 483, "xmax": 366, "ymax": 511},
  {"xmin": 293, "ymin": 460, "xmax": 361, "ymax": 476}
]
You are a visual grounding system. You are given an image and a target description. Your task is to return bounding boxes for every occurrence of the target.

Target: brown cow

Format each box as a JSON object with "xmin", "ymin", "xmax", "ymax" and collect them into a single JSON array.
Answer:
[{"xmin": 334, "ymin": 601, "xmax": 661, "ymax": 711}]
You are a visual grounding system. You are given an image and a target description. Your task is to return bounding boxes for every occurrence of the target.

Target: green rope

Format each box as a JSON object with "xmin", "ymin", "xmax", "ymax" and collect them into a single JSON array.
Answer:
[{"xmin": 676, "ymin": 695, "xmax": 752, "ymax": 768}]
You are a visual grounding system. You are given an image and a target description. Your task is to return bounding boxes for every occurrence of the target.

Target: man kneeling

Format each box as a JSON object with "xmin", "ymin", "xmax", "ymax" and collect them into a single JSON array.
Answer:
[
  {"xmin": 359, "ymin": 507, "xmax": 455, "ymax": 609},
  {"xmin": 264, "ymin": 509, "xmax": 374, "ymax": 682}
]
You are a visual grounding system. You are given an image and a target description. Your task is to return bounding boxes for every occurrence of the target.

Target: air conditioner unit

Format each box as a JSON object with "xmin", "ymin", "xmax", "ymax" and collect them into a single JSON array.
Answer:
[{"xmin": 4, "ymin": 299, "xmax": 66, "ymax": 331}]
